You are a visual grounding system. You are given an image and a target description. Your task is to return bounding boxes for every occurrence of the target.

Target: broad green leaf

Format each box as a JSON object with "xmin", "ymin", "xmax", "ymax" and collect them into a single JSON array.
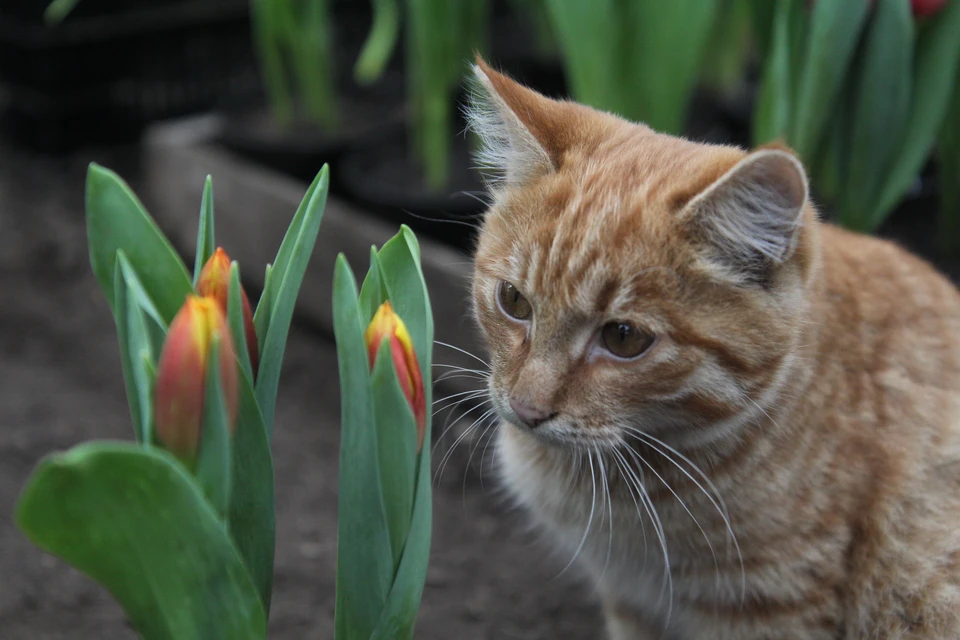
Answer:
[
  {"xmin": 874, "ymin": 0, "xmax": 960, "ymax": 222},
  {"xmin": 358, "ymin": 246, "xmax": 385, "ymax": 323},
  {"xmin": 354, "ymin": 0, "xmax": 400, "ymax": 84},
  {"xmin": 193, "ymin": 176, "xmax": 216, "ymax": 287},
  {"xmin": 377, "ymin": 227, "xmax": 434, "ymax": 375},
  {"xmin": 228, "ymin": 370, "xmax": 276, "ymax": 613},
  {"xmin": 370, "ymin": 396, "xmax": 433, "ymax": 640},
  {"xmin": 753, "ymin": 0, "xmax": 795, "ymax": 144},
  {"xmin": 86, "ymin": 163, "xmax": 193, "ymax": 324},
  {"xmin": 113, "ymin": 259, "xmax": 145, "ymax": 443},
  {"xmin": 745, "ymin": 0, "xmax": 777, "ymax": 57},
  {"xmin": 542, "ymin": 0, "xmax": 622, "ymax": 116},
  {"xmin": 115, "ymin": 251, "xmax": 168, "ymax": 332},
  {"xmin": 842, "ymin": 0, "xmax": 913, "ymax": 225},
  {"xmin": 194, "ymin": 337, "xmax": 233, "ymax": 517},
  {"xmin": 333, "ymin": 255, "xmax": 393, "ymax": 640},
  {"xmin": 626, "ymin": 0, "xmax": 720, "ymax": 133},
  {"xmin": 790, "ymin": 0, "xmax": 869, "ymax": 163},
  {"xmin": 813, "ymin": 91, "xmax": 849, "ymax": 211},
  {"xmin": 228, "ymin": 263, "xmax": 255, "ymax": 382},
  {"xmin": 255, "ymin": 166, "xmax": 329, "ymax": 438},
  {"xmin": 16, "ymin": 443, "xmax": 266, "ymax": 640},
  {"xmin": 371, "ymin": 339, "xmax": 418, "ymax": 570}
]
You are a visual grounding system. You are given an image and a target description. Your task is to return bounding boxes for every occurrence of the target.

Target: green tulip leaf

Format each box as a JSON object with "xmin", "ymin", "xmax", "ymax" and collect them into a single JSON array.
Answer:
[
  {"xmin": 874, "ymin": 0, "xmax": 960, "ymax": 222},
  {"xmin": 228, "ymin": 369, "xmax": 276, "ymax": 613},
  {"xmin": 371, "ymin": 338, "xmax": 418, "ymax": 570},
  {"xmin": 114, "ymin": 252, "xmax": 163, "ymax": 444},
  {"xmin": 194, "ymin": 337, "xmax": 233, "ymax": 518},
  {"xmin": 193, "ymin": 176, "xmax": 216, "ymax": 287},
  {"xmin": 252, "ymin": 165, "xmax": 326, "ymax": 335},
  {"xmin": 843, "ymin": 0, "xmax": 914, "ymax": 226},
  {"xmin": 228, "ymin": 262, "xmax": 255, "ymax": 382},
  {"xmin": 790, "ymin": 0, "xmax": 869, "ymax": 163},
  {"xmin": 255, "ymin": 165, "xmax": 329, "ymax": 439},
  {"xmin": 358, "ymin": 246, "xmax": 386, "ymax": 323},
  {"xmin": 86, "ymin": 163, "xmax": 193, "ymax": 325},
  {"xmin": 370, "ymin": 443, "xmax": 433, "ymax": 640},
  {"xmin": 332, "ymin": 255, "xmax": 393, "ymax": 640},
  {"xmin": 753, "ymin": 0, "xmax": 795, "ymax": 144},
  {"xmin": 256, "ymin": 263, "xmax": 274, "ymax": 352},
  {"xmin": 15, "ymin": 442, "xmax": 267, "ymax": 640}
]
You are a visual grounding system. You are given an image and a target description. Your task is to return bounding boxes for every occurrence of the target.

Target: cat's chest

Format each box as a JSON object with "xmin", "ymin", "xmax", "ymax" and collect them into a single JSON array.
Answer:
[{"xmin": 496, "ymin": 428, "xmax": 840, "ymax": 636}]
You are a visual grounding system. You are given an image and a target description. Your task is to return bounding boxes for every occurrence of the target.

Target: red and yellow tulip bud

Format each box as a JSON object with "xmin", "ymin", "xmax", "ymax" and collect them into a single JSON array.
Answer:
[
  {"xmin": 196, "ymin": 247, "xmax": 259, "ymax": 377},
  {"xmin": 364, "ymin": 301, "xmax": 426, "ymax": 450},
  {"xmin": 154, "ymin": 295, "xmax": 239, "ymax": 465}
]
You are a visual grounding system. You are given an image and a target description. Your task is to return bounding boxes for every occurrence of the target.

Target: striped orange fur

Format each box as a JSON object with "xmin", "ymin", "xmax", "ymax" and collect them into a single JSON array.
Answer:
[{"xmin": 467, "ymin": 58, "xmax": 960, "ymax": 639}]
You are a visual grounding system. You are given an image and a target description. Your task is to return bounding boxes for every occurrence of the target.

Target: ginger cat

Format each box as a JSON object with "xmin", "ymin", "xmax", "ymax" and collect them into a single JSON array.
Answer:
[{"xmin": 466, "ymin": 59, "xmax": 960, "ymax": 639}]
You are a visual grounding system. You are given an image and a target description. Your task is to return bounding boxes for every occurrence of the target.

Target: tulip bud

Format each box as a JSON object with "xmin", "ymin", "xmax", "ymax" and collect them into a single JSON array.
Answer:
[
  {"xmin": 364, "ymin": 301, "xmax": 426, "ymax": 450},
  {"xmin": 154, "ymin": 295, "xmax": 239, "ymax": 465},
  {"xmin": 911, "ymin": 0, "xmax": 947, "ymax": 17},
  {"xmin": 196, "ymin": 247, "xmax": 259, "ymax": 377}
]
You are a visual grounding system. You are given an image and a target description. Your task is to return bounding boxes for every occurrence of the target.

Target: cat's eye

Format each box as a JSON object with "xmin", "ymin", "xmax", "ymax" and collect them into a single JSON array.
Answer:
[
  {"xmin": 497, "ymin": 281, "xmax": 532, "ymax": 320},
  {"xmin": 600, "ymin": 322, "xmax": 656, "ymax": 359}
]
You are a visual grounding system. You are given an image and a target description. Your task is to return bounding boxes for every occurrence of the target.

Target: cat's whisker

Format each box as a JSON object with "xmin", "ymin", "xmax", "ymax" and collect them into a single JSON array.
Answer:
[
  {"xmin": 555, "ymin": 449, "xmax": 598, "ymax": 580},
  {"xmin": 433, "ymin": 388, "xmax": 489, "ymax": 411},
  {"xmin": 612, "ymin": 448, "xmax": 676, "ymax": 636},
  {"xmin": 631, "ymin": 432, "xmax": 745, "ymax": 603},
  {"xmin": 431, "ymin": 398, "xmax": 492, "ymax": 455},
  {"xmin": 620, "ymin": 445, "xmax": 673, "ymax": 621},
  {"xmin": 434, "ymin": 371, "xmax": 490, "ymax": 385},
  {"xmin": 434, "ymin": 340, "xmax": 490, "ymax": 368},
  {"xmin": 597, "ymin": 449, "xmax": 615, "ymax": 585},
  {"xmin": 434, "ymin": 406, "xmax": 498, "ymax": 486},
  {"xmin": 622, "ymin": 437, "xmax": 722, "ymax": 601},
  {"xmin": 462, "ymin": 416, "xmax": 499, "ymax": 502},
  {"xmin": 478, "ymin": 418, "xmax": 502, "ymax": 491},
  {"xmin": 432, "ymin": 395, "xmax": 490, "ymax": 420},
  {"xmin": 432, "ymin": 363, "xmax": 491, "ymax": 377}
]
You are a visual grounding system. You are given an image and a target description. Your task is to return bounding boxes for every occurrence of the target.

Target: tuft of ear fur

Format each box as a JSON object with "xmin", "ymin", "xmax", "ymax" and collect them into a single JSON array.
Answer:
[
  {"xmin": 683, "ymin": 149, "xmax": 809, "ymax": 283},
  {"xmin": 465, "ymin": 58, "xmax": 557, "ymax": 187}
]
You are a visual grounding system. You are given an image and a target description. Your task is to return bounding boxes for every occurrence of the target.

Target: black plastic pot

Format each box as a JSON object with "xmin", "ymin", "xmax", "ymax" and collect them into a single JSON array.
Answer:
[{"xmin": 0, "ymin": 0, "xmax": 258, "ymax": 152}]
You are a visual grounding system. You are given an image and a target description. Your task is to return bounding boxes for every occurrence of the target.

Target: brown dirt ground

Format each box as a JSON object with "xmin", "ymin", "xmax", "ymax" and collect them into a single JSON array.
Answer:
[{"xmin": 0, "ymin": 149, "xmax": 602, "ymax": 639}]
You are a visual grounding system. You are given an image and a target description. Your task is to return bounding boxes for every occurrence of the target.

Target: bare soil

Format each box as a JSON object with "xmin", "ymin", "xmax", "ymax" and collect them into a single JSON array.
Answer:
[{"xmin": 0, "ymin": 149, "xmax": 602, "ymax": 639}]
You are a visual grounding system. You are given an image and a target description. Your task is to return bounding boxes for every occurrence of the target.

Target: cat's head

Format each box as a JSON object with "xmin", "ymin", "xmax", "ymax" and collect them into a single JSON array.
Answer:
[{"xmin": 467, "ymin": 59, "xmax": 821, "ymax": 452}]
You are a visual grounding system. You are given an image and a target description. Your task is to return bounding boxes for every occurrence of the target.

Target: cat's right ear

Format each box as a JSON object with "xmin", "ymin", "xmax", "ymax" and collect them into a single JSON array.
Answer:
[{"xmin": 466, "ymin": 58, "xmax": 565, "ymax": 187}]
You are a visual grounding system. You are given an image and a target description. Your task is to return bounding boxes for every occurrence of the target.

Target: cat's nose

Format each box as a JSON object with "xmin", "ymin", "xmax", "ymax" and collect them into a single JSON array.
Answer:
[{"xmin": 509, "ymin": 398, "xmax": 555, "ymax": 428}]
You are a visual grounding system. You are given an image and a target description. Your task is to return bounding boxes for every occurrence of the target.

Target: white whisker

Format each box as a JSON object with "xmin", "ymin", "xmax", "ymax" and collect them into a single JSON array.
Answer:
[{"xmin": 434, "ymin": 340, "xmax": 490, "ymax": 367}]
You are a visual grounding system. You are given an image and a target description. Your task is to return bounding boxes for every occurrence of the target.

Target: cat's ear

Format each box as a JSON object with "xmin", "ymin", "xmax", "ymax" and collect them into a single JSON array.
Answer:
[
  {"xmin": 682, "ymin": 148, "xmax": 809, "ymax": 283},
  {"xmin": 466, "ymin": 57, "xmax": 569, "ymax": 186}
]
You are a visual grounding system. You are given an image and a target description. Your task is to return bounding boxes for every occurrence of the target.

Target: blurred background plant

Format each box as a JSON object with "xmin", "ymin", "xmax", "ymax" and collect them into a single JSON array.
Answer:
[
  {"xmin": 749, "ymin": 0, "xmax": 960, "ymax": 235},
  {"xmin": 251, "ymin": 0, "xmax": 337, "ymax": 131}
]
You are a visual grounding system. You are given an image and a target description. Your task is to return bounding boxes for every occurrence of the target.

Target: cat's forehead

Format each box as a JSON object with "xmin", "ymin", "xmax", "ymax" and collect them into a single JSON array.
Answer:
[{"xmin": 483, "ymin": 170, "xmax": 682, "ymax": 317}]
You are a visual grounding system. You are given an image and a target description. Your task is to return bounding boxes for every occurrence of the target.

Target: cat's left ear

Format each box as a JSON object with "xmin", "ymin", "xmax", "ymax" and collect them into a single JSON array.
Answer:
[{"xmin": 682, "ymin": 148, "xmax": 809, "ymax": 283}]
